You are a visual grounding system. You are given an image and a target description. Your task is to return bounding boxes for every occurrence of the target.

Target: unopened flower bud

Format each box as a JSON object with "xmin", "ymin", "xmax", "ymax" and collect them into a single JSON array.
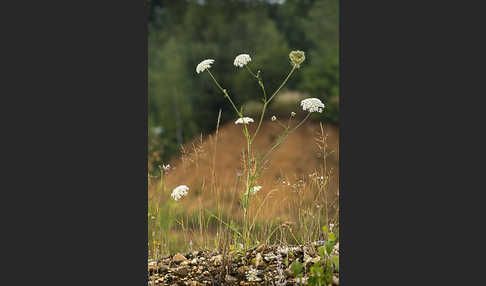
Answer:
[{"xmin": 289, "ymin": 50, "xmax": 305, "ymax": 67}]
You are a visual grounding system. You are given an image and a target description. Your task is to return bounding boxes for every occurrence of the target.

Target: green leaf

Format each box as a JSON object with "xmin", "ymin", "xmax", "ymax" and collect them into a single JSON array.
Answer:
[
  {"xmin": 332, "ymin": 255, "xmax": 339, "ymax": 272},
  {"xmin": 323, "ymin": 241, "xmax": 336, "ymax": 256},
  {"xmin": 322, "ymin": 225, "xmax": 328, "ymax": 234},
  {"xmin": 290, "ymin": 261, "xmax": 303, "ymax": 276},
  {"xmin": 308, "ymin": 276, "xmax": 318, "ymax": 285},
  {"xmin": 318, "ymin": 246, "xmax": 326, "ymax": 258},
  {"xmin": 329, "ymin": 233, "xmax": 336, "ymax": 242}
]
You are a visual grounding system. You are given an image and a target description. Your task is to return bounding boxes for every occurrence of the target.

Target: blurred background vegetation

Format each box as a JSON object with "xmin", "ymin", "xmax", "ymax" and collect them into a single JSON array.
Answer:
[{"xmin": 148, "ymin": 0, "xmax": 338, "ymax": 171}]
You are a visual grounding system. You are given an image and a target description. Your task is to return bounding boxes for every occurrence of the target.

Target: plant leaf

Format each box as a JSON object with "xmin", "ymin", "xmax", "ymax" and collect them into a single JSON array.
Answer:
[
  {"xmin": 329, "ymin": 233, "xmax": 336, "ymax": 242},
  {"xmin": 290, "ymin": 260, "xmax": 303, "ymax": 276},
  {"xmin": 332, "ymin": 255, "xmax": 339, "ymax": 271}
]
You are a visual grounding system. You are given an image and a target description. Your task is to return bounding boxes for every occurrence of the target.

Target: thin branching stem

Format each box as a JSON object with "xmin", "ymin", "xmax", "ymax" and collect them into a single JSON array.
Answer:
[
  {"xmin": 257, "ymin": 112, "xmax": 312, "ymax": 173},
  {"xmin": 207, "ymin": 70, "xmax": 242, "ymax": 117},
  {"xmin": 250, "ymin": 65, "xmax": 297, "ymax": 143},
  {"xmin": 268, "ymin": 65, "xmax": 296, "ymax": 102}
]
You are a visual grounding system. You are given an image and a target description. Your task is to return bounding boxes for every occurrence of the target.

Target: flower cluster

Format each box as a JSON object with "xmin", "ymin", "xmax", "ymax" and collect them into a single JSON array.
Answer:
[
  {"xmin": 196, "ymin": 59, "xmax": 214, "ymax": 74},
  {"xmin": 233, "ymin": 54, "xmax": 251, "ymax": 67},
  {"xmin": 171, "ymin": 185, "xmax": 189, "ymax": 201},
  {"xmin": 300, "ymin": 98, "xmax": 325, "ymax": 113},
  {"xmin": 235, "ymin": 117, "xmax": 254, "ymax": 124}
]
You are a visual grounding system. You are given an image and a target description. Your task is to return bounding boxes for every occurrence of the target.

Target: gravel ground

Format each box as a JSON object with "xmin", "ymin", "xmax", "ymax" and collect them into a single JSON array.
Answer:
[{"xmin": 148, "ymin": 243, "xmax": 339, "ymax": 286}]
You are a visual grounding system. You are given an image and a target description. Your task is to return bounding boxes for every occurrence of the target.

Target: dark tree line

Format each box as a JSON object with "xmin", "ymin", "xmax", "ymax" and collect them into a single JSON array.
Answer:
[{"xmin": 148, "ymin": 0, "xmax": 338, "ymax": 167}]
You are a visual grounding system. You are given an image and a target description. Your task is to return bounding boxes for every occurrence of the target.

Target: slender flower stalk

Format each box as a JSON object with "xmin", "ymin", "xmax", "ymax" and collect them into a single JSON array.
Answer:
[
  {"xmin": 251, "ymin": 65, "xmax": 297, "ymax": 143},
  {"xmin": 206, "ymin": 70, "xmax": 242, "ymax": 117}
]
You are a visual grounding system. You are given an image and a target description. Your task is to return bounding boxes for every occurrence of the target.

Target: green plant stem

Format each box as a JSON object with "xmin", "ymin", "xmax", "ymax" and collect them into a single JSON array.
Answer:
[
  {"xmin": 206, "ymin": 210, "xmax": 242, "ymax": 237},
  {"xmin": 250, "ymin": 65, "xmax": 296, "ymax": 143},
  {"xmin": 206, "ymin": 69, "xmax": 254, "ymax": 249},
  {"xmin": 256, "ymin": 112, "xmax": 312, "ymax": 175},
  {"xmin": 207, "ymin": 70, "xmax": 242, "ymax": 117},
  {"xmin": 268, "ymin": 65, "xmax": 296, "ymax": 103},
  {"xmin": 243, "ymin": 132, "xmax": 251, "ymax": 250},
  {"xmin": 290, "ymin": 112, "xmax": 312, "ymax": 132}
]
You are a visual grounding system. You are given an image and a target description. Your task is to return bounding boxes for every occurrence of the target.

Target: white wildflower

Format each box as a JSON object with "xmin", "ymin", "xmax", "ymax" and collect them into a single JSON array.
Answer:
[
  {"xmin": 291, "ymin": 111, "xmax": 296, "ymax": 117},
  {"xmin": 162, "ymin": 164, "xmax": 170, "ymax": 171},
  {"xmin": 233, "ymin": 54, "xmax": 251, "ymax": 67},
  {"xmin": 271, "ymin": 115, "xmax": 277, "ymax": 121},
  {"xmin": 330, "ymin": 223, "xmax": 335, "ymax": 231},
  {"xmin": 300, "ymin": 98, "xmax": 325, "ymax": 113},
  {"xmin": 250, "ymin": 186, "xmax": 262, "ymax": 195},
  {"xmin": 196, "ymin": 59, "xmax": 214, "ymax": 74},
  {"xmin": 171, "ymin": 185, "xmax": 189, "ymax": 201},
  {"xmin": 235, "ymin": 117, "xmax": 254, "ymax": 124}
]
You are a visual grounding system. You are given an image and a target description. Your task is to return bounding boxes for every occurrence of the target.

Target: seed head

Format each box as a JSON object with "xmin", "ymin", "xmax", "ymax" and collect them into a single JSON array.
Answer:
[{"xmin": 289, "ymin": 50, "xmax": 305, "ymax": 67}]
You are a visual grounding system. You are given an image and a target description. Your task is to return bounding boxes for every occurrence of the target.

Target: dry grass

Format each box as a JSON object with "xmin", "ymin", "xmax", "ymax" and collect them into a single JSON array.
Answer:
[{"xmin": 148, "ymin": 118, "xmax": 339, "ymax": 258}]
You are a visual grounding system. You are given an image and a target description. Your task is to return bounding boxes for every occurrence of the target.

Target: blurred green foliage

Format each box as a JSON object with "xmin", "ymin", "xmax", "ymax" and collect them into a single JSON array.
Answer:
[{"xmin": 148, "ymin": 0, "xmax": 338, "ymax": 167}]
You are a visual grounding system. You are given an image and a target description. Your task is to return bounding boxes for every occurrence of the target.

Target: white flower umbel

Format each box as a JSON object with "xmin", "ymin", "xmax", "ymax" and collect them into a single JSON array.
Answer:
[
  {"xmin": 233, "ymin": 54, "xmax": 251, "ymax": 67},
  {"xmin": 171, "ymin": 185, "xmax": 189, "ymax": 201},
  {"xmin": 196, "ymin": 59, "xmax": 214, "ymax": 74},
  {"xmin": 300, "ymin": 98, "xmax": 325, "ymax": 113},
  {"xmin": 234, "ymin": 117, "xmax": 254, "ymax": 124}
]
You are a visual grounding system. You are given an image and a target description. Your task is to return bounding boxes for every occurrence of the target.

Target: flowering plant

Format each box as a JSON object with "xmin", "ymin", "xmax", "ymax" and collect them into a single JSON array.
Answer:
[{"xmin": 194, "ymin": 50, "xmax": 324, "ymax": 249}]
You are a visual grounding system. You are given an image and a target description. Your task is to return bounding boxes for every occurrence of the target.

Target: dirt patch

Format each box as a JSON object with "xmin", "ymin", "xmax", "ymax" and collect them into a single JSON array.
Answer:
[{"xmin": 152, "ymin": 120, "xmax": 339, "ymax": 221}]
